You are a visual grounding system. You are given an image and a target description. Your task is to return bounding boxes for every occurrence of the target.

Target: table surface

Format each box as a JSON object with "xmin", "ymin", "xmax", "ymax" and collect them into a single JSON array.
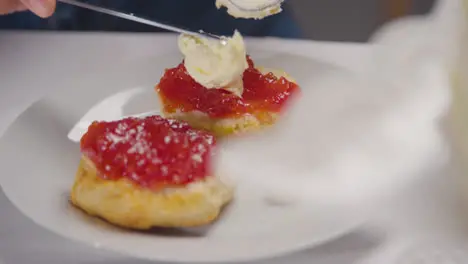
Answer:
[{"xmin": 0, "ymin": 31, "xmax": 466, "ymax": 264}]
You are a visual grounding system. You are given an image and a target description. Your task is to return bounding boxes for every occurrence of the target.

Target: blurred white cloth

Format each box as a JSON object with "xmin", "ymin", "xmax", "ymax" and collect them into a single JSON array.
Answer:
[{"xmin": 220, "ymin": 0, "xmax": 459, "ymax": 211}]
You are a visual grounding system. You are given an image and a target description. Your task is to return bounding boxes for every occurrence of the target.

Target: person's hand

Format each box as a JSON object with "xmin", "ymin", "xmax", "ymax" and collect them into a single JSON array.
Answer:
[{"xmin": 0, "ymin": 0, "xmax": 56, "ymax": 18}]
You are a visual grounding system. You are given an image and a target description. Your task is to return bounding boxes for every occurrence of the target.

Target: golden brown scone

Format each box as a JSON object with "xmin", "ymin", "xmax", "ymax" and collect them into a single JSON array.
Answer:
[
  {"xmin": 71, "ymin": 157, "xmax": 234, "ymax": 229},
  {"xmin": 258, "ymin": 67, "xmax": 296, "ymax": 82},
  {"xmin": 157, "ymin": 67, "xmax": 297, "ymax": 137},
  {"xmin": 162, "ymin": 109, "xmax": 279, "ymax": 138}
]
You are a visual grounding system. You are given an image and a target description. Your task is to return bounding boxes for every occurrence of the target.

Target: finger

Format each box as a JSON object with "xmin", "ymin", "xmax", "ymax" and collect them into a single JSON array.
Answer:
[
  {"xmin": 14, "ymin": 3, "xmax": 27, "ymax": 12},
  {"xmin": 0, "ymin": 0, "xmax": 26, "ymax": 15},
  {"xmin": 20, "ymin": 0, "xmax": 56, "ymax": 18}
]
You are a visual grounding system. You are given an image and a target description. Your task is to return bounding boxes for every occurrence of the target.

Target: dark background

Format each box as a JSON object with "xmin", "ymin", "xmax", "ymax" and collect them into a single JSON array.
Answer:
[
  {"xmin": 289, "ymin": 0, "xmax": 435, "ymax": 41},
  {"xmin": 0, "ymin": 0, "xmax": 436, "ymax": 42}
]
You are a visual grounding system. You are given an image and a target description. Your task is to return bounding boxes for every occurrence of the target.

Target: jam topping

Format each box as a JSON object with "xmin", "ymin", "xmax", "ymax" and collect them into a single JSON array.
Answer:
[
  {"xmin": 157, "ymin": 56, "xmax": 300, "ymax": 118},
  {"xmin": 80, "ymin": 115, "xmax": 216, "ymax": 188}
]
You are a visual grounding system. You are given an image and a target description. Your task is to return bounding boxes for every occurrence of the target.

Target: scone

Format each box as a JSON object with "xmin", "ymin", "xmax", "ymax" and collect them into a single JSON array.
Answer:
[
  {"xmin": 71, "ymin": 115, "xmax": 234, "ymax": 230},
  {"xmin": 155, "ymin": 56, "xmax": 300, "ymax": 137}
]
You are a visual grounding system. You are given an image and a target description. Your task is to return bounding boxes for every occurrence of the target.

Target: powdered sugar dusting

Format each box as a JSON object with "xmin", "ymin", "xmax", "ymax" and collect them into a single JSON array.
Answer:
[
  {"xmin": 80, "ymin": 115, "xmax": 216, "ymax": 187},
  {"xmin": 106, "ymin": 133, "xmax": 128, "ymax": 144}
]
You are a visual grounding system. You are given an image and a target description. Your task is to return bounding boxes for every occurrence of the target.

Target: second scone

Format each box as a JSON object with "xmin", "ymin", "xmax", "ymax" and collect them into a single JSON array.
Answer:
[{"xmin": 156, "ymin": 56, "xmax": 300, "ymax": 137}]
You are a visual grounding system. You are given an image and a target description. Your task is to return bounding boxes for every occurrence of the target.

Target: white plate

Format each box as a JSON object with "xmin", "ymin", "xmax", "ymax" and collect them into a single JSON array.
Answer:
[{"xmin": 0, "ymin": 49, "xmax": 440, "ymax": 263}]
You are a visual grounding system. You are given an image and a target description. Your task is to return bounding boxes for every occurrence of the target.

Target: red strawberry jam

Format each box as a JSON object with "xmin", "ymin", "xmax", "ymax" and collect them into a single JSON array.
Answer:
[
  {"xmin": 157, "ymin": 56, "xmax": 300, "ymax": 119},
  {"xmin": 80, "ymin": 115, "xmax": 216, "ymax": 188}
]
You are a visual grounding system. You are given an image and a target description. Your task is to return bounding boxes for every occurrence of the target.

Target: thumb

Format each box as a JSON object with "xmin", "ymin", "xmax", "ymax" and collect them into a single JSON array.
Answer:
[{"xmin": 20, "ymin": 0, "xmax": 56, "ymax": 18}]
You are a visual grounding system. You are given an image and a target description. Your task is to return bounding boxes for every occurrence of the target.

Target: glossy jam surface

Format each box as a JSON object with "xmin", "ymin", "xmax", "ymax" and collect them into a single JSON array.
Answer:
[
  {"xmin": 80, "ymin": 116, "xmax": 216, "ymax": 188},
  {"xmin": 157, "ymin": 56, "xmax": 300, "ymax": 118}
]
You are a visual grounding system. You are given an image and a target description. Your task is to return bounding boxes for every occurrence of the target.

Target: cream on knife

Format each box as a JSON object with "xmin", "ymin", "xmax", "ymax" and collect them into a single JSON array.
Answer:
[{"xmin": 216, "ymin": 0, "xmax": 285, "ymax": 19}]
